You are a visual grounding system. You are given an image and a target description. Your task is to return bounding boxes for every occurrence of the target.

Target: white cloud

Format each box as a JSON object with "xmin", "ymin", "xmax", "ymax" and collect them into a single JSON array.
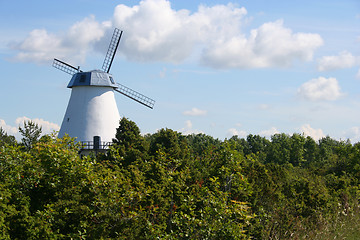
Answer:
[
  {"xmin": 227, "ymin": 128, "xmax": 247, "ymax": 138},
  {"xmin": 113, "ymin": 3, "xmax": 323, "ymax": 68},
  {"xmin": 179, "ymin": 120, "xmax": 203, "ymax": 135},
  {"xmin": 317, "ymin": 51, "xmax": 359, "ymax": 72},
  {"xmin": 183, "ymin": 107, "xmax": 207, "ymax": 116},
  {"xmin": 259, "ymin": 127, "xmax": 279, "ymax": 137},
  {"xmin": 10, "ymin": 15, "xmax": 106, "ymax": 64},
  {"xmin": 113, "ymin": 1, "xmax": 248, "ymax": 63},
  {"xmin": 201, "ymin": 20, "xmax": 323, "ymax": 69},
  {"xmin": 16, "ymin": 117, "xmax": 60, "ymax": 135},
  {"xmin": 113, "ymin": 0, "xmax": 198, "ymax": 63},
  {"xmin": 297, "ymin": 77, "xmax": 343, "ymax": 101},
  {"xmin": 0, "ymin": 117, "xmax": 60, "ymax": 140},
  {"xmin": 300, "ymin": 124, "xmax": 325, "ymax": 141},
  {"xmin": 10, "ymin": 0, "xmax": 323, "ymax": 69},
  {"xmin": 0, "ymin": 119, "xmax": 18, "ymax": 135}
]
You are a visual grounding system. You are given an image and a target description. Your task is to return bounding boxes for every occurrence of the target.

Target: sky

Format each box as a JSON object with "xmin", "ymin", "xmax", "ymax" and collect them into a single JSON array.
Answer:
[{"xmin": 0, "ymin": 0, "xmax": 360, "ymax": 142}]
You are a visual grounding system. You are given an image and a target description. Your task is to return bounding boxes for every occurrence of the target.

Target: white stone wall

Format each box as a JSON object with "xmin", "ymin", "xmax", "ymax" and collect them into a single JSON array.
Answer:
[{"xmin": 58, "ymin": 86, "xmax": 121, "ymax": 142}]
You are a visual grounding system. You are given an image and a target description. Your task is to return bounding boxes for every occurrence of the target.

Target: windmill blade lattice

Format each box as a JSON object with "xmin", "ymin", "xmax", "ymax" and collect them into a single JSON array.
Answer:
[
  {"xmin": 53, "ymin": 58, "xmax": 82, "ymax": 75},
  {"xmin": 115, "ymin": 83, "xmax": 155, "ymax": 109},
  {"xmin": 102, "ymin": 28, "xmax": 123, "ymax": 73}
]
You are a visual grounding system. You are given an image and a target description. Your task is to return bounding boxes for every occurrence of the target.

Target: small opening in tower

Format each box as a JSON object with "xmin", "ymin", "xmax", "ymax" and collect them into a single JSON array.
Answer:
[
  {"xmin": 79, "ymin": 74, "xmax": 86, "ymax": 83},
  {"xmin": 109, "ymin": 76, "xmax": 115, "ymax": 84},
  {"xmin": 67, "ymin": 118, "xmax": 70, "ymax": 122}
]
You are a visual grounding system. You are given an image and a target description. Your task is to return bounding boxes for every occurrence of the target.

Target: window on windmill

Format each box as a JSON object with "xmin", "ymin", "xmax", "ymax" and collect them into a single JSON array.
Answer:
[
  {"xmin": 79, "ymin": 74, "xmax": 86, "ymax": 83},
  {"xmin": 109, "ymin": 76, "xmax": 115, "ymax": 84}
]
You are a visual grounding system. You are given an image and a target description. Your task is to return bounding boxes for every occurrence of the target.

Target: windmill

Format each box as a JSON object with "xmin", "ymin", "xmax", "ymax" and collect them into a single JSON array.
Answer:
[{"xmin": 53, "ymin": 28, "xmax": 155, "ymax": 146}]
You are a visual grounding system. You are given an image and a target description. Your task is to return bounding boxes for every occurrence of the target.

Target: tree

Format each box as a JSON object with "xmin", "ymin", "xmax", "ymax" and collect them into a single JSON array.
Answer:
[
  {"xmin": 149, "ymin": 128, "xmax": 189, "ymax": 160},
  {"xmin": 265, "ymin": 133, "xmax": 291, "ymax": 164},
  {"xmin": 113, "ymin": 118, "xmax": 143, "ymax": 148},
  {"xmin": 289, "ymin": 133, "xmax": 306, "ymax": 166},
  {"xmin": 0, "ymin": 127, "xmax": 16, "ymax": 147},
  {"xmin": 186, "ymin": 133, "xmax": 221, "ymax": 156},
  {"xmin": 2, "ymin": 117, "xmax": 360, "ymax": 239},
  {"xmin": 303, "ymin": 136, "xmax": 319, "ymax": 166},
  {"xmin": 18, "ymin": 121, "xmax": 42, "ymax": 149},
  {"xmin": 111, "ymin": 117, "xmax": 147, "ymax": 166},
  {"xmin": 243, "ymin": 134, "xmax": 269, "ymax": 163}
]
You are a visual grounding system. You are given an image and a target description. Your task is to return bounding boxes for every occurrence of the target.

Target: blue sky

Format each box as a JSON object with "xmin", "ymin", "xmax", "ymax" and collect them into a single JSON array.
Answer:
[{"xmin": 0, "ymin": 0, "xmax": 359, "ymax": 141}]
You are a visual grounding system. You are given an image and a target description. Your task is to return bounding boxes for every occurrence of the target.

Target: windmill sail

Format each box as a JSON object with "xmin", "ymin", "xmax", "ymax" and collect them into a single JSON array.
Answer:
[
  {"xmin": 102, "ymin": 28, "xmax": 123, "ymax": 73},
  {"xmin": 115, "ymin": 83, "xmax": 155, "ymax": 109},
  {"xmin": 53, "ymin": 58, "xmax": 82, "ymax": 75}
]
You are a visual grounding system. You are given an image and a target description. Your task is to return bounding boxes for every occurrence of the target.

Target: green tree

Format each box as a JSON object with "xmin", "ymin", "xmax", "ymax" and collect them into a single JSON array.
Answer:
[
  {"xmin": 2, "ymin": 117, "xmax": 360, "ymax": 239},
  {"xmin": 303, "ymin": 136, "xmax": 319, "ymax": 166},
  {"xmin": 266, "ymin": 133, "xmax": 291, "ymax": 164},
  {"xmin": 246, "ymin": 134, "xmax": 269, "ymax": 156},
  {"xmin": 289, "ymin": 133, "xmax": 306, "ymax": 166},
  {"xmin": 149, "ymin": 128, "xmax": 189, "ymax": 160},
  {"xmin": 113, "ymin": 117, "xmax": 144, "ymax": 149},
  {"xmin": 0, "ymin": 127, "xmax": 16, "ymax": 147},
  {"xmin": 186, "ymin": 133, "xmax": 221, "ymax": 156},
  {"xmin": 111, "ymin": 117, "xmax": 147, "ymax": 166},
  {"xmin": 18, "ymin": 121, "xmax": 42, "ymax": 149}
]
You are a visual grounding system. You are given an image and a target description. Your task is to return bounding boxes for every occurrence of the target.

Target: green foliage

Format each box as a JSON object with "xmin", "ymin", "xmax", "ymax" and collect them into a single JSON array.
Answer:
[
  {"xmin": 0, "ymin": 127, "xmax": 16, "ymax": 147},
  {"xmin": 111, "ymin": 117, "xmax": 148, "ymax": 167},
  {"xmin": 1, "ymin": 118, "xmax": 360, "ymax": 238},
  {"xmin": 18, "ymin": 120, "xmax": 42, "ymax": 149},
  {"xmin": 149, "ymin": 128, "xmax": 189, "ymax": 160}
]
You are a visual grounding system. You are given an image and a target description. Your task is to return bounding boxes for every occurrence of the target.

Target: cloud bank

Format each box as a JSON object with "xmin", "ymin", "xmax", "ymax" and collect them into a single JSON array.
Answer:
[
  {"xmin": 297, "ymin": 77, "xmax": 343, "ymax": 101},
  {"xmin": 11, "ymin": 16, "xmax": 106, "ymax": 64},
  {"xmin": 179, "ymin": 120, "xmax": 203, "ymax": 135},
  {"xmin": 10, "ymin": 0, "xmax": 323, "ymax": 69},
  {"xmin": 317, "ymin": 51, "xmax": 359, "ymax": 72},
  {"xmin": 0, "ymin": 119, "xmax": 18, "ymax": 136},
  {"xmin": 201, "ymin": 20, "xmax": 323, "ymax": 69},
  {"xmin": 259, "ymin": 127, "xmax": 279, "ymax": 138},
  {"xmin": 0, "ymin": 117, "xmax": 60, "ymax": 140},
  {"xmin": 317, "ymin": 51, "xmax": 360, "ymax": 79},
  {"xmin": 300, "ymin": 124, "xmax": 325, "ymax": 141},
  {"xmin": 227, "ymin": 128, "xmax": 247, "ymax": 138}
]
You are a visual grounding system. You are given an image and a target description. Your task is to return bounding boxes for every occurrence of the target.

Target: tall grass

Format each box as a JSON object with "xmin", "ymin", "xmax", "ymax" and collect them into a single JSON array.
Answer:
[
  {"xmin": 294, "ymin": 204, "xmax": 360, "ymax": 239},
  {"xmin": 313, "ymin": 212, "xmax": 360, "ymax": 240}
]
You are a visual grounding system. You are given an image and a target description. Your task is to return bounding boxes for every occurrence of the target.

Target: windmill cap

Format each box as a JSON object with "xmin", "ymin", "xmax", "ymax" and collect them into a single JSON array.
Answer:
[{"xmin": 67, "ymin": 70, "xmax": 117, "ymax": 88}]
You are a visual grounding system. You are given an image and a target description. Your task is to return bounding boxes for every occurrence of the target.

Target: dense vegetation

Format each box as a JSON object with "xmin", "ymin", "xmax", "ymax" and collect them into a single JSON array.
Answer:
[{"xmin": 1, "ymin": 119, "xmax": 360, "ymax": 239}]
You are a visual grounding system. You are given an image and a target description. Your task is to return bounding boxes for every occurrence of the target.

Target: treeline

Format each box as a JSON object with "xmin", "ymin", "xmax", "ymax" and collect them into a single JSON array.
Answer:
[{"xmin": 0, "ymin": 119, "xmax": 360, "ymax": 239}]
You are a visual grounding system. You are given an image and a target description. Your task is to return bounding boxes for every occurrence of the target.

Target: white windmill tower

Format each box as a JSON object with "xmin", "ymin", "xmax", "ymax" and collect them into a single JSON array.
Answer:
[{"xmin": 53, "ymin": 28, "xmax": 155, "ymax": 147}]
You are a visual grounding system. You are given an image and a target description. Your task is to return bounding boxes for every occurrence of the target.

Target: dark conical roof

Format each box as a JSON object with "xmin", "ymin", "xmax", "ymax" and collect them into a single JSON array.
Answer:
[{"xmin": 67, "ymin": 70, "xmax": 117, "ymax": 88}]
